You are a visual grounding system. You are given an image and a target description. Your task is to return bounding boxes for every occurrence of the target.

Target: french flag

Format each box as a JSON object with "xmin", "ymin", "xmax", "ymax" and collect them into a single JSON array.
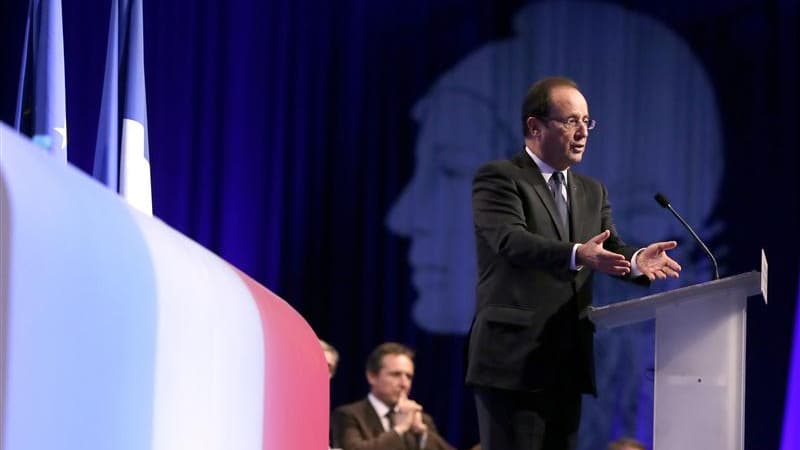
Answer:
[
  {"xmin": 93, "ymin": 0, "xmax": 152, "ymax": 215},
  {"xmin": 1, "ymin": 123, "xmax": 329, "ymax": 449},
  {"xmin": 14, "ymin": 0, "xmax": 67, "ymax": 161}
]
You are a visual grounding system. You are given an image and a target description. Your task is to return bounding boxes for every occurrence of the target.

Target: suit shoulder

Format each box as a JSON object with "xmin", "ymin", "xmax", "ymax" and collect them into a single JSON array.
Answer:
[
  {"xmin": 474, "ymin": 158, "xmax": 523, "ymax": 181},
  {"xmin": 476, "ymin": 158, "xmax": 515, "ymax": 172},
  {"xmin": 570, "ymin": 170, "xmax": 607, "ymax": 191},
  {"xmin": 422, "ymin": 411, "xmax": 438, "ymax": 426},
  {"xmin": 332, "ymin": 398, "xmax": 368, "ymax": 415}
]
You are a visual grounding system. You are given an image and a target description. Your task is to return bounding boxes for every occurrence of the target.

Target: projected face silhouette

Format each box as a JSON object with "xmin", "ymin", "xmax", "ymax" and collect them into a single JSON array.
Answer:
[
  {"xmin": 387, "ymin": 90, "xmax": 515, "ymax": 334},
  {"xmin": 387, "ymin": 3, "xmax": 724, "ymax": 448}
]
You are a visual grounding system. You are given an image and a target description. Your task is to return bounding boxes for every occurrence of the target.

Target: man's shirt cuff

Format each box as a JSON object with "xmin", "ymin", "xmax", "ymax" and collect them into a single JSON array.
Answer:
[
  {"xmin": 630, "ymin": 248, "xmax": 644, "ymax": 277},
  {"xmin": 571, "ymin": 244, "xmax": 582, "ymax": 271}
]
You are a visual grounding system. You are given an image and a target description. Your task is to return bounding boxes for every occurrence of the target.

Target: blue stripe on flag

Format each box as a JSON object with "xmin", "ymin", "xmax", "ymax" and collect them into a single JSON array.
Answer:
[{"xmin": 14, "ymin": 0, "xmax": 67, "ymax": 161}]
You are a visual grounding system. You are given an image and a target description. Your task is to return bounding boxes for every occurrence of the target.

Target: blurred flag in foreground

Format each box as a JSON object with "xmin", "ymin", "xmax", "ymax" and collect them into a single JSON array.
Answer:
[
  {"xmin": 93, "ymin": 0, "xmax": 152, "ymax": 215},
  {"xmin": 14, "ymin": 0, "xmax": 67, "ymax": 161}
]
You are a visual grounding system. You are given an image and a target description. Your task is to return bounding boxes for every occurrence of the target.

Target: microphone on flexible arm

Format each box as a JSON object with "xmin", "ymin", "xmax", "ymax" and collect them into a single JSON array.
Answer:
[{"xmin": 654, "ymin": 192, "xmax": 720, "ymax": 280}]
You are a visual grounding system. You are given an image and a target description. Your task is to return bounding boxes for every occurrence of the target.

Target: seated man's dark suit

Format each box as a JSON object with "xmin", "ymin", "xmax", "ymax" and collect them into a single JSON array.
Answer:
[{"xmin": 331, "ymin": 398, "xmax": 454, "ymax": 450}]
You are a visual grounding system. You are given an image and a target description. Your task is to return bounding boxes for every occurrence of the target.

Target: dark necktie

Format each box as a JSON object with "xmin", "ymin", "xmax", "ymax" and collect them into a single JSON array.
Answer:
[
  {"xmin": 385, "ymin": 409, "xmax": 395, "ymax": 430},
  {"xmin": 549, "ymin": 172, "xmax": 569, "ymax": 236}
]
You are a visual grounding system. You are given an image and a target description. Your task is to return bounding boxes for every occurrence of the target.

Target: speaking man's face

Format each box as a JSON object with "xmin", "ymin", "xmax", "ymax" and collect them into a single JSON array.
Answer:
[{"xmin": 536, "ymin": 86, "xmax": 590, "ymax": 171}]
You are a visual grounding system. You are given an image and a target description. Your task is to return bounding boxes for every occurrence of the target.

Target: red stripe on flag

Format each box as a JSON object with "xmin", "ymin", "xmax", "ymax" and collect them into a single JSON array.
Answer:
[{"xmin": 233, "ymin": 268, "xmax": 329, "ymax": 450}]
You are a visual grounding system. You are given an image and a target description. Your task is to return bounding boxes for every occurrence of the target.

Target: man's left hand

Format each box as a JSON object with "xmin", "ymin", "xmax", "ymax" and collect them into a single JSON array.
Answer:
[{"xmin": 636, "ymin": 241, "xmax": 682, "ymax": 281}]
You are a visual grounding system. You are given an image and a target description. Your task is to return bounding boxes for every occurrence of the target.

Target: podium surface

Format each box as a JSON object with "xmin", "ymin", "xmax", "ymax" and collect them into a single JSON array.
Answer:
[{"xmin": 588, "ymin": 272, "xmax": 762, "ymax": 450}]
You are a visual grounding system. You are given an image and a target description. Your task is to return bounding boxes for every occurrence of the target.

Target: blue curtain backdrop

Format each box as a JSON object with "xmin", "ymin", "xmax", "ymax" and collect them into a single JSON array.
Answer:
[{"xmin": 1, "ymin": 0, "xmax": 797, "ymax": 448}]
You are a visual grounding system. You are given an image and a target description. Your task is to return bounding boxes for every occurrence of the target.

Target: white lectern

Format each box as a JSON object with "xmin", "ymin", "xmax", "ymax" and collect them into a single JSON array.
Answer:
[{"xmin": 588, "ymin": 272, "xmax": 763, "ymax": 450}]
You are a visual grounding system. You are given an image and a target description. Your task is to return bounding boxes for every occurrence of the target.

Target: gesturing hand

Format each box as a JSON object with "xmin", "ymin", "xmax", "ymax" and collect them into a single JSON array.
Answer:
[
  {"xmin": 636, "ymin": 241, "xmax": 682, "ymax": 281},
  {"xmin": 576, "ymin": 230, "xmax": 632, "ymax": 276}
]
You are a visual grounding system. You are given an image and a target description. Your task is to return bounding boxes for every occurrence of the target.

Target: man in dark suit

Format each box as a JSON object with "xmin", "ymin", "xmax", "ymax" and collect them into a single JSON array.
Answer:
[
  {"xmin": 467, "ymin": 76, "xmax": 682, "ymax": 450},
  {"xmin": 331, "ymin": 342, "xmax": 455, "ymax": 450}
]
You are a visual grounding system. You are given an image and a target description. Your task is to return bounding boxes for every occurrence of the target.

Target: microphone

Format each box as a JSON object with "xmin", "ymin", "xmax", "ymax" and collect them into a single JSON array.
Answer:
[{"xmin": 654, "ymin": 192, "xmax": 719, "ymax": 280}]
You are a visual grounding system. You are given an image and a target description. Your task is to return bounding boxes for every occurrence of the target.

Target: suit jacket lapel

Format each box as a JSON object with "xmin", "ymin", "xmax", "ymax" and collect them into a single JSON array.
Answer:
[
  {"xmin": 513, "ymin": 150, "xmax": 569, "ymax": 241},
  {"xmin": 567, "ymin": 170, "xmax": 582, "ymax": 242},
  {"xmin": 360, "ymin": 399, "xmax": 386, "ymax": 438}
]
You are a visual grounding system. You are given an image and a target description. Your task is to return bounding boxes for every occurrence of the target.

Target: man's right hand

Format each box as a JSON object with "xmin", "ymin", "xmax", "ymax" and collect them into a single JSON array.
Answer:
[{"xmin": 576, "ymin": 230, "xmax": 631, "ymax": 276}]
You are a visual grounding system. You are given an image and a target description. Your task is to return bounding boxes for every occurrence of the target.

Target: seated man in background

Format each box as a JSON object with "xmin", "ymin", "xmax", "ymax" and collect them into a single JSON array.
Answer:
[
  {"xmin": 321, "ymin": 339, "xmax": 341, "ymax": 450},
  {"xmin": 321, "ymin": 339, "xmax": 340, "ymax": 379},
  {"xmin": 331, "ymin": 342, "xmax": 454, "ymax": 450},
  {"xmin": 607, "ymin": 437, "xmax": 646, "ymax": 450}
]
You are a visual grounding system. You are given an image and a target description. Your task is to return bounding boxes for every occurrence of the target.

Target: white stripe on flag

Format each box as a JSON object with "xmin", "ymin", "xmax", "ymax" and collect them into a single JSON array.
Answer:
[
  {"xmin": 120, "ymin": 118, "xmax": 152, "ymax": 215},
  {"xmin": 129, "ymin": 213, "xmax": 266, "ymax": 450}
]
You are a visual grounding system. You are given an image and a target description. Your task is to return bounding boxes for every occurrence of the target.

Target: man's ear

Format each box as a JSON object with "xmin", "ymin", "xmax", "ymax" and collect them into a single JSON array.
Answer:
[{"xmin": 526, "ymin": 116, "xmax": 540, "ymax": 137}]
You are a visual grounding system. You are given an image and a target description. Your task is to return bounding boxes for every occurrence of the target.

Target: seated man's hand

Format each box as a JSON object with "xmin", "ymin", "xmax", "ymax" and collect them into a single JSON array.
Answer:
[
  {"xmin": 392, "ymin": 395, "xmax": 423, "ymax": 435},
  {"xmin": 410, "ymin": 410, "xmax": 428, "ymax": 435}
]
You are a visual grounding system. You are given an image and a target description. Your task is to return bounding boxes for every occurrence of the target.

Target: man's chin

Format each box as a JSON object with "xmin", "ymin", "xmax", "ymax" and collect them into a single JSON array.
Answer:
[{"xmin": 568, "ymin": 153, "xmax": 584, "ymax": 165}]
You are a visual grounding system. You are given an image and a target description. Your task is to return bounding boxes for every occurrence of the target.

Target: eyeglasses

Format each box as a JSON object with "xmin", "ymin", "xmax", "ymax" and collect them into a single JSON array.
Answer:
[{"xmin": 538, "ymin": 116, "xmax": 597, "ymax": 131}]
